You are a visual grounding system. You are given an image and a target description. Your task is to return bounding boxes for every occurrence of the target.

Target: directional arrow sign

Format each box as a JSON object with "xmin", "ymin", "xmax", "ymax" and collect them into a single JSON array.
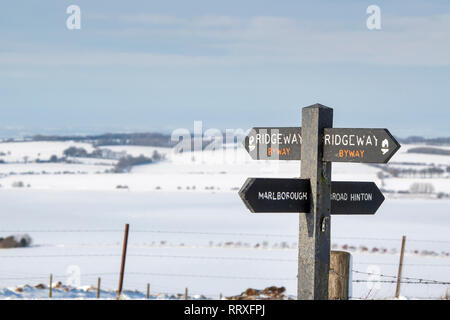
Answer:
[
  {"xmin": 238, "ymin": 178, "xmax": 310, "ymax": 213},
  {"xmin": 323, "ymin": 128, "xmax": 401, "ymax": 163},
  {"xmin": 243, "ymin": 127, "xmax": 302, "ymax": 160},
  {"xmin": 243, "ymin": 127, "xmax": 400, "ymax": 163},
  {"xmin": 239, "ymin": 178, "xmax": 384, "ymax": 215},
  {"xmin": 331, "ymin": 181, "xmax": 385, "ymax": 215}
]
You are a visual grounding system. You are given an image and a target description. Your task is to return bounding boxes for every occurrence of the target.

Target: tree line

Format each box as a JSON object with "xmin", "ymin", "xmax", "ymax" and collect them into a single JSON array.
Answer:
[{"xmin": 32, "ymin": 133, "xmax": 174, "ymax": 148}]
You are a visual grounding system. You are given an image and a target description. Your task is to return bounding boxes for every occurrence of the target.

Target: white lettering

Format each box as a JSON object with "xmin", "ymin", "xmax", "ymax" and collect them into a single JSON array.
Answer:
[
  {"xmin": 258, "ymin": 191, "xmax": 307, "ymax": 201},
  {"xmin": 350, "ymin": 193, "xmax": 373, "ymax": 201}
]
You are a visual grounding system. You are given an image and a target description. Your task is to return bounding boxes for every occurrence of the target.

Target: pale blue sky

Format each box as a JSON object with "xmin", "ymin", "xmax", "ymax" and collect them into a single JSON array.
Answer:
[{"xmin": 0, "ymin": 0, "xmax": 449, "ymax": 137}]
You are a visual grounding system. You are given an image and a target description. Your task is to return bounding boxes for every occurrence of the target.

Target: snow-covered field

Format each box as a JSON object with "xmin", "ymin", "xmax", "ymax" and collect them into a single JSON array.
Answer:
[{"xmin": 0, "ymin": 140, "xmax": 448, "ymax": 299}]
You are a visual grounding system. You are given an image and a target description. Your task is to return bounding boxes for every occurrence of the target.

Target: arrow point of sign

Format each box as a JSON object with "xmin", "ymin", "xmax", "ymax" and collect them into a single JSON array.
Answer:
[
  {"xmin": 371, "ymin": 182, "xmax": 385, "ymax": 210},
  {"xmin": 382, "ymin": 129, "xmax": 401, "ymax": 163},
  {"xmin": 243, "ymin": 129, "xmax": 258, "ymax": 160},
  {"xmin": 242, "ymin": 135, "xmax": 249, "ymax": 151},
  {"xmin": 238, "ymin": 178, "xmax": 250, "ymax": 200},
  {"xmin": 238, "ymin": 178, "xmax": 257, "ymax": 213}
]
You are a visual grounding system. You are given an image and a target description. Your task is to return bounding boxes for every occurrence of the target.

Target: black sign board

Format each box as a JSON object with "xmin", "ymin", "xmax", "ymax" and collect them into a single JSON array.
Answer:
[
  {"xmin": 323, "ymin": 128, "xmax": 401, "ymax": 163},
  {"xmin": 239, "ymin": 178, "xmax": 310, "ymax": 213},
  {"xmin": 243, "ymin": 127, "xmax": 400, "ymax": 163},
  {"xmin": 239, "ymin": 178, "xmax": 384, "ymax": 215},
  {"xmin": 243, "ymin": 127, "xmax": 302, "ymax": 160},
  {"xmin": 331, "ymin": 181, "xmax": 385, "ymax": 215}
]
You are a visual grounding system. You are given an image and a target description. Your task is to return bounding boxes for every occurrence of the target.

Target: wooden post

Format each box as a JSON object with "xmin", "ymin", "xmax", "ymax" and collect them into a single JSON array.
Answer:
[
  {"xmin": 328, "ymin": 251, "xmax": 351, "ymax": 300},
  {"xmin": 184, "ymin": 287, "xmax": 188, "ymax": 300},
  {"xmin": 49, "ymin": 274, "xmax": 53, "ymax": 299},
  {"xmin": 97, "ymin": 277, "xmax": 101, "ymax": 299},
  {"xmin": 298, "ymin": 104, "xmax": 333, "ymax": 300},
  {"xmin": 146, "ymin": 283, "xmax": 150, "ymax": 300},
  {"xmin": 219, "ymin": 293, "xmax": 222, "ymax": 300},
  {"xmin": 116, "ymin": 223, "xmax": 130, "ymax": 300},
  {"xmin": 395, "ymin": 235, "xmax": 406, "ymax": 298}
]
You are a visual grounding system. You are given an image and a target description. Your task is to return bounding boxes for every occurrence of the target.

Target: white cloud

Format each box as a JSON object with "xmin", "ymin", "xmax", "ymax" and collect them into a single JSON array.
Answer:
[
  {"xmin": 0, "ymin": 52, "xmax": 242, "ymax": 67},
  {"xmin": 119, "ymin": 14, "xmax": 186, "ymax": 25},
  {"xmin": 2, "ymin": 13, "xmax": 450, "ymax": 67},
  {"xmin": 191, "ymin": 15, "xmax": 242, "ymax": 28}
]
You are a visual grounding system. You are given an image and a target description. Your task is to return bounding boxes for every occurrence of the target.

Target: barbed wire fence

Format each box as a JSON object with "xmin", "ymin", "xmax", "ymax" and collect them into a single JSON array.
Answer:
[
  {"xmin": 0, "ymin": 228, "xmax": 449, "ymax": 300},
  {"xmin": 1, "ymin": 228, "xmax": 450, "ymax": 242}
]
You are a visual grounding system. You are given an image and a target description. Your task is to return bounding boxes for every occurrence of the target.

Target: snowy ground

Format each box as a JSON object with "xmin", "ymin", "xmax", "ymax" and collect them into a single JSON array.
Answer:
[
  {"xmin": 0, "ymin": 191, "xmax": 448, "ymax": 300},
  {"xmin": 0, "ymin": 140, "xmax": 448, "ymax": 299}
]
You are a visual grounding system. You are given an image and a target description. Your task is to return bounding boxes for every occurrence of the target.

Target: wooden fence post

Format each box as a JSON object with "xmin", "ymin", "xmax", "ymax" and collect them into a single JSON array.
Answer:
[
  {"xmin": 395, "ymin": 235, "xmax": 406, "ymax": 298},
  {"xmin": 97, "ymin": 277, "xmax": 101, "ymax": 299},
  {"xmin": 328, "ymin": 251, "xmax": 351, "ymax": 300},
  {"xmin": 116, "ymin": 223, "xmax": 130, "ymax": 300},
  {"xmin": 49, "ymin": 274, "xmax": 53, "ymax": 299},
  {"xmin": 146, "ymin": 283, "xmax": 150, "ymax": 300},
  {"xmin": 184, "ymin": 287, "xmax": 188, "ymax": 300}
]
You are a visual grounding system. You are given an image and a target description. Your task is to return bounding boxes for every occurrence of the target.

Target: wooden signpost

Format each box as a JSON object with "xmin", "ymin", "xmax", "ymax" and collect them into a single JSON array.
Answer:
[{"xmin": 239, "ymin": 103, "xmax": 400, "ymax": 300}]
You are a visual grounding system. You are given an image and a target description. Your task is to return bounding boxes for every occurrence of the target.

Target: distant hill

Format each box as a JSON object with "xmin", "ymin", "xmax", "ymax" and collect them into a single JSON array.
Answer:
[
  {"xmin": 24, "ymin": 133, "xmax": 450, "ymax": 148},
  {"xmin": 31, "ymin": 133, "xmax": 174, "ymax": 148},
  {"xmin": 407, "ymin": 147, "xmax": 450, "ymax": 156},
  {"xmin": 29, "ymin": 131, "xmax": 246, "ymax": 149},
  {"xmin": 397, "ymin": 136, "xmax": 450, "ymax": 146}
]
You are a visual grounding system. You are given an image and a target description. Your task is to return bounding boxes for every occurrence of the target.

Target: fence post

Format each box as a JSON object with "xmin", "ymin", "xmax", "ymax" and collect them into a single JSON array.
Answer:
[
  {"xmin": 395, "ymin": 235, "xmax": 406, "ymax": 298},
  {"xmin": 328, "ymin": 251, "xmax": 351, "ymax": 300},
  {"xmin": 116, "ymin": 223, "xmax": 130, "ymax": 300},
  {"xmin": 146, "ymin": 283, "xmax": 150, "ymax": 300},
  {"xmin": 97, "ymin": 277, "xmax": 101, "ymax": 299},
  {"xmin": 184, "ymin": 287, "xmax": 188, "ymax": 300},
  {"xmin": 49, "ymin": 274, "xmax": 53, "ymax": 299}
]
